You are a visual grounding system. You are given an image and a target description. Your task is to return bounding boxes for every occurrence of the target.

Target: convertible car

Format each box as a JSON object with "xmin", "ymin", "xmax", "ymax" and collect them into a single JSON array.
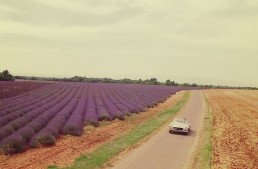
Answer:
[{"xmin": 169, "ymin": 117, "xmax": 191, "ymax": 135}]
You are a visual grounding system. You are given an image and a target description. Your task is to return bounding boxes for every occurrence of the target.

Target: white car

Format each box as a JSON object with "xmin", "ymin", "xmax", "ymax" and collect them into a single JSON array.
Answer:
[{"xmin": 169, "ymin": 117, "xmax": 191, "ymax": 135}]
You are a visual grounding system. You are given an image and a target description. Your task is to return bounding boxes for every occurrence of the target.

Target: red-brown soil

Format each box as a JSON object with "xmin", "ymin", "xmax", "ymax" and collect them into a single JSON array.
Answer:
[
  {"xmin": 0, "ymin": 81, "xmax": 49, "ymax": 99},
  {"xmin": 0, "ymin": 91, "xmax": 185, "ymax": 169},
  {"xmin": 204, "ymin": 89, "xmax": 258, "ymax": 169}
]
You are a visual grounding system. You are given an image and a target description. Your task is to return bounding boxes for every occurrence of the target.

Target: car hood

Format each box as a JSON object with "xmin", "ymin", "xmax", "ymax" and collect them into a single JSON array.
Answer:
[{"xmin": 169, "ymin": 122, "xmax": 189, "ymax": 128}]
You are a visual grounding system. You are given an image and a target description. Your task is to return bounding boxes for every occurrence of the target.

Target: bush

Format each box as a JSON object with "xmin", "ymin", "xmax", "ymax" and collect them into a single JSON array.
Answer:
[
  {"xmin": 97, "ymin": 106, "xmax": 111, "ymax": 121},
  {"xmin": 98, "ymin": 114, "xmax": 111, "ymax": 121},
  {"xmin": 0, "ymin": 134, "xmax": 26, "ymax": 155},
  {"xmin": 117, "ymin": 114, "xmax": 125, "ymax": 120},
  {"xmin": 28, "ymin": 136, "xmax": 40, "ymax": 148},
  {"xmin": 41, "ymin": 127, "xmax": 59, "ymax": 138},
  {"xmin": 16, "ymin": 127, "xmax": 35, "ymax": 142},
  {"xmin": 62, "ymin": 122, "xmax": 82, "ymax": 136},
  {"xmin": 36, "ymin": 131, "xmax": 56, "ymax": 146},
  {"xmin": 84, "ymin": 120, "xmax": 99, "ymax": 127}
]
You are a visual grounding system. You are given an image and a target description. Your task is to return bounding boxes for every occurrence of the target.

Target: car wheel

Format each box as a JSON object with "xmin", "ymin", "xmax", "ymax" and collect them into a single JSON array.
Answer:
[{"xmin": 186, "ymin": 129, "xmax": 190, "ymax": 135}]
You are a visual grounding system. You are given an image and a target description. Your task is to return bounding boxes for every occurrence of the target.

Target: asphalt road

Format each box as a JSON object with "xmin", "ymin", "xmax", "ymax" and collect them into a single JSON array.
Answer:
[{"xmin": 111, "ymin": 90, "xmax": 206, "ymax": 169}]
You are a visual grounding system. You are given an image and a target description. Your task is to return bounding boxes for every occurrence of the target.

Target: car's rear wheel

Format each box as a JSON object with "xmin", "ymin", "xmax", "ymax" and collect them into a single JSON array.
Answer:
[{"xmin": 186, "ymin": 129, "xmax": 190, "ymax": 135}]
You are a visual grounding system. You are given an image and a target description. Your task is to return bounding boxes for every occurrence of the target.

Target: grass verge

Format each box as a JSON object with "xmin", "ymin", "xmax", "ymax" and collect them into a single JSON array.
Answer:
[
  {"xmin": 193, "ymin": 92, "xmax": 212, "ymax": 169},
  {"xmin": 50, "ymin": 91, "xmax": 190, "ymax": 169}
]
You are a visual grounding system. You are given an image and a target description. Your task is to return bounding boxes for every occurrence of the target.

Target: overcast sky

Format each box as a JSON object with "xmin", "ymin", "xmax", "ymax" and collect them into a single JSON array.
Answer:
[{"xmin": 0, "ymin": 0, "xmax": 257, "ymax": 87}]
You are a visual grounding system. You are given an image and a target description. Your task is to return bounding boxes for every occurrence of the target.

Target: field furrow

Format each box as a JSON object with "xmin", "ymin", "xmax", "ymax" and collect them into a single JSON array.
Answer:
[{"xmin": 204, "ymin": 90, "xmax": 258, "ymax": 169}]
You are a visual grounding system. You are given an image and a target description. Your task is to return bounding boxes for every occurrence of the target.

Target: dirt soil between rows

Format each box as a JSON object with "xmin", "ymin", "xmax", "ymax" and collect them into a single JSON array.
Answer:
[
  {"xmin": 204, "ymin": 89, "xmax": 258, "ymax": 169},
  {"xmin": 0, "ymin": 91, "xmax": 185, "ymax": 169}
]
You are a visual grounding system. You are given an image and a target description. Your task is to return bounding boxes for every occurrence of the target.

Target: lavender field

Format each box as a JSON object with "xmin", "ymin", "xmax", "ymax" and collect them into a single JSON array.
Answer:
[{"xmin": 0, "ymin": 82, "xmax": 191, "ymax": 155}]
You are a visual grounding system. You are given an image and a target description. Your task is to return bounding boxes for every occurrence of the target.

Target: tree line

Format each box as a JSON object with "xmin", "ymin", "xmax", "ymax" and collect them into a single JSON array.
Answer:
[
  {"xmin": 0, "ymin": 69, "xmax": 255, "ymax": 90},
  {"xmin": 15, "ymin": 75, "xmax": 179, "ymax": 86},
  {"xmin": 14, "ymin": 75, "xmax": 257, "ymax": 89}
]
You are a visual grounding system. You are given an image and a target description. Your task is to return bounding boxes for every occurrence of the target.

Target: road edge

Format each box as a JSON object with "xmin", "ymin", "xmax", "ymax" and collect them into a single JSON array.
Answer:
[{"xmin": 183, "ymin": 90, "xmax": 211, "ymax": 169}]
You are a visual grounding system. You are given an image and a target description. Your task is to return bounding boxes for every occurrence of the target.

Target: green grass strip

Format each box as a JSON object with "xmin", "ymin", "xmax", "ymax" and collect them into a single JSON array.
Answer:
[
  {"xmin": 50, "ymin": 91, "xmax": 190, "ymax": 169},
  {"xmin": 196, "ymin": 93, "xmax": 212, "ymax": 169}
]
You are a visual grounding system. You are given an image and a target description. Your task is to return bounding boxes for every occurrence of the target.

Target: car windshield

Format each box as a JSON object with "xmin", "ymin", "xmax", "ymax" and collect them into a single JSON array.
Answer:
[{"xmin": 174, "ymin": 118, "xmax": 187, "ymax": 123}]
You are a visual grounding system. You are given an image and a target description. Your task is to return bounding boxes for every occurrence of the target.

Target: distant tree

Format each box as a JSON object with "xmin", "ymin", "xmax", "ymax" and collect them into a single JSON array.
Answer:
[
  {"xmin": 150, "ymin": 78, "xmax": 158, "ymax": 85},
  {"xmin": 121, "ymin": 78, "xmax": 130, "ymax": 84},
  {"xmin": 171, "ymin": 81, "xmax": 177, "ymax": 86},
  {"xmin": 0, "ymin": 70, "xmax": 15, "ymax": 81},
  {"xmin": 165, "ymin": 79, "xmax": 171, "ymax": 86},
  {"xmin": 165, "ymin": 80, "xmax": 178, "ymax": 86},
  {"xmin": 191, "ymin": 83, "xmax": 198, "ymax": 87},
  {"xmin": 31, "ymin": 76, "xmax": 37, "ymax": 80}
]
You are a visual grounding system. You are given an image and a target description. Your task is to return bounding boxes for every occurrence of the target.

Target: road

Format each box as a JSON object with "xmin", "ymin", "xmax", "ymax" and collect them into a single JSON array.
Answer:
[{"xmin": 111, "ymin": 90, "xmax": 206, "ymax": 169}]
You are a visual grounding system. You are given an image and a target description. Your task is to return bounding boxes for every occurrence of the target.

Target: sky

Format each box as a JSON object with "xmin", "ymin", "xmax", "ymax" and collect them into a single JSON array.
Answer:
[{"xmin": 0, "ymin": 0, "xmax": 258, "ymax": 87}]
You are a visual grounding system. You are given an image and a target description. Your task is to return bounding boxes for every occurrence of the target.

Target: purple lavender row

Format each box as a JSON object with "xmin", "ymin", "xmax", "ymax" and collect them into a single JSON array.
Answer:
[
  {"xmin": 29, "ymin": 85, "xmax": 83, "ymax": 147},
  {"xmin": 84, "ymin": 85, "xmax": 99, "ymax": 126},
  {"xmin": 0, "ymin": 84, "xmax": 56, "ymax": 108},
  {"xmin": 0, "ymin": 85, "xmax": 78, "ymax": 154},
  {"xmin": 109, "ymin": 85, "xmax": 143, "ymax": 113},
  {"xmin": 0, "ymin": 85, "xmax": 72, "ymax": 141},
  {"xmin": 0, "ymin": 86, "xmax": 62, "ymax": 117},
  {"xmin": 61, "ymin": 85, "xmax": 87, "ymax": 136},
  {"xmin": 94, "ymin": 85, "xmax": 111, "ymax": 121},
  {"xmin": 0, "ymin": 86, "xmax": 67, "ymax": 128}
]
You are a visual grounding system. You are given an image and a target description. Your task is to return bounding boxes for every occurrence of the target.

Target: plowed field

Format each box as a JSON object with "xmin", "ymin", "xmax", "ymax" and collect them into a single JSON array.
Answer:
[{"xmin": 204, "ymin": 90, "xmax": 258, "ymax": 169}]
